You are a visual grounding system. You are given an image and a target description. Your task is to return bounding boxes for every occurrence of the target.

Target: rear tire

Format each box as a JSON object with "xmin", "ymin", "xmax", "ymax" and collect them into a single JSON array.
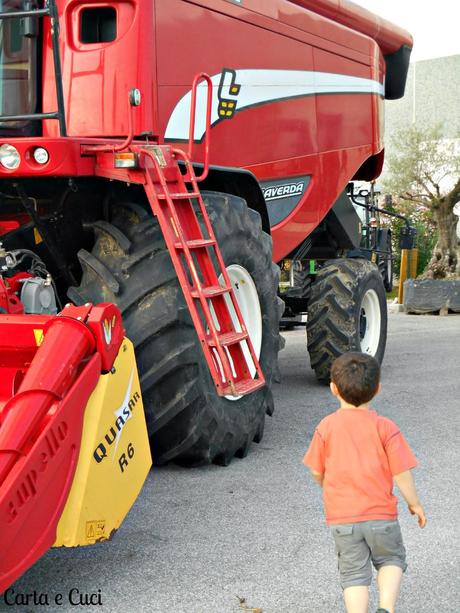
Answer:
[
  {"xmin": 69, "ymin": 192, "xmax": 282, "ymax": 466},
  {"xmin": 306, "ymin": 258, "xmax": 387, "ymax": 383}
]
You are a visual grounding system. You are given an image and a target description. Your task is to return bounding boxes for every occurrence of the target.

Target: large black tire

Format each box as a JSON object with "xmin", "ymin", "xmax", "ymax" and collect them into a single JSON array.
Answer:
[
  {"xmin": 68, "ymin": 192, "xmax": 283, "ymax": 466},
  {"xmin": 306, "ymin": 258, "xmax": 387, "ymax": 383}
]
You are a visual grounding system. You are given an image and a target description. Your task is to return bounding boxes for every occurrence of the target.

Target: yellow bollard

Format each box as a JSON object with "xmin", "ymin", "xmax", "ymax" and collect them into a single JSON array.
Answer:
[
  {"xmin": 398, "ymin": 249, "xmax": 409, "ymax": 304},
  {"xmin": 409, "ymin": 248, "xmax": 418, "ymax": 279}
]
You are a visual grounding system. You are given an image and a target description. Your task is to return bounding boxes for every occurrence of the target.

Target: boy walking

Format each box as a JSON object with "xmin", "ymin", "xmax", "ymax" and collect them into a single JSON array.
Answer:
[{"xmin": 304, "ymin": 352, "xmax": 426, "ymax": 613}]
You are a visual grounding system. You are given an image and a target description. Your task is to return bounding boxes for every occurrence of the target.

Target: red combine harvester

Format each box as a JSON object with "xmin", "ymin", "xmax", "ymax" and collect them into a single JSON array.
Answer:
[{"xmin": 0, "ymin": 0, "xmax": 413, "ymax": 591}]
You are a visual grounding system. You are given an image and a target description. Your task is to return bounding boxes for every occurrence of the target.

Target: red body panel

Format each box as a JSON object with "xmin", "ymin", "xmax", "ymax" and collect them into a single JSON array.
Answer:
[
  {"xmin": 42, "ymin": 0, "xmax": 156, "ymax": 139},
  {"xmin": 0, "ymin": 0, "xmax": 411, "ymax": 261},
  {"xmin": 154, "ymin": 0, "xmax": 387, "ymax": 260},
  {"xmin": 290, "ymin": 0, "xmax": 413, "ymax": 55}
]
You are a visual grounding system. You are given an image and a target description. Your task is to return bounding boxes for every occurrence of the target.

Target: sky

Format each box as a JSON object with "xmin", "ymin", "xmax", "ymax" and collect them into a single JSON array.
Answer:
[{"xmin": 359, "ymin": 0, "xmax": 460, "ymax": 62}]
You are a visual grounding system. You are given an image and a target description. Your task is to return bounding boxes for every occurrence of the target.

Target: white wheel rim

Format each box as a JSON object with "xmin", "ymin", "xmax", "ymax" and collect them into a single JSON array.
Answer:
[
  {"xmin": 359, "ymin": 289, "xmax": 381, "ymax": 356},
  {"xmin": 210, "ymin": 264, "xmax": 262, "ymax": 401}
]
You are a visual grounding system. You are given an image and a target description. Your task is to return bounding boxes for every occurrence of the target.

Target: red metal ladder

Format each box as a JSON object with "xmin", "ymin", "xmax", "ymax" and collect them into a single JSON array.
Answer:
[{"xmin": 137, "ymin": 144, "xmax": 265, "ymax": 397}]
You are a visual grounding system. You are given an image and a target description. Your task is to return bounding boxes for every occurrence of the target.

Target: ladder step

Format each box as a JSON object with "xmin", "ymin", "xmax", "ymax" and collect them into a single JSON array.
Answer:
[
  {"xmin": 174, "ymin": 238, "xmax": 216, "ymax": 250},
  {"xmin": 208, "ymin": 331, "xmax": 248, "ymax": 347},
  {"xmin": 223, "ymin": 378, "xmax": 265, "ymax": 397},
  {"xmin": 157, "ymin": 191, "xmax": 200, "ymax": 200},
  {"xmin": 191, "ymin": 285, "xmax": 231, "ymax": 298}
]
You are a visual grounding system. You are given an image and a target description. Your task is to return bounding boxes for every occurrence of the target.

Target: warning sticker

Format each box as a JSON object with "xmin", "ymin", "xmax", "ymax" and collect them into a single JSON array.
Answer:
[{"xmin": 86, "ymin": 520, "xmax": 106, "ymax": 541}]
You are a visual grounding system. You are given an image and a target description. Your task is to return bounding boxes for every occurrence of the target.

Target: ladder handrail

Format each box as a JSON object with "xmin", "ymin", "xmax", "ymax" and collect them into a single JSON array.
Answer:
[{"xmin": 187, "ymin": 73, "xmax": 213, "ymax": 182}]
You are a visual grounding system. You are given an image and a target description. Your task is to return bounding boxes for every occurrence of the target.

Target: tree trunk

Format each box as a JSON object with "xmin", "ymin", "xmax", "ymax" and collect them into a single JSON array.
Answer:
[{"xmin": 426, "ymin": 198, "xmax": 460, "ymax": 278}]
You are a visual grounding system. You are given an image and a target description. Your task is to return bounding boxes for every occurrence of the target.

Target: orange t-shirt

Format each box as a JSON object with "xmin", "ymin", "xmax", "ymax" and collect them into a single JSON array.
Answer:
[{"xmin": 303, "ymin": 409, "xmax": 418, "ymax": 525}]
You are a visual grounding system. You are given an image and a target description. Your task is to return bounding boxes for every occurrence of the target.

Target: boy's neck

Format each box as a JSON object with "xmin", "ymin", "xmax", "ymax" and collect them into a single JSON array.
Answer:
[{"xmin": 338, "ymin": 399, "xmax": 370, "ymax": 411}]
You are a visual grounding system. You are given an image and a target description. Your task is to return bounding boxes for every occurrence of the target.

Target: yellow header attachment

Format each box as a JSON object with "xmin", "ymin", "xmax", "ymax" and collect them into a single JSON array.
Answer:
[{"xmin": 55, "ymin": 339, "xmax": 151, "ymax": 547}]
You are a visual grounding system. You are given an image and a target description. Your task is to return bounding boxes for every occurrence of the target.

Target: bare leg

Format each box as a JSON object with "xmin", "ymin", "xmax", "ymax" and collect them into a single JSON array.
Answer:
[
  {"xmin": 377, "ymin": 565, "xmax": 403, "ymax": 613},
  {"xmin": 343, "ymin": 586, "xmax": 369, "ymax": 613}
]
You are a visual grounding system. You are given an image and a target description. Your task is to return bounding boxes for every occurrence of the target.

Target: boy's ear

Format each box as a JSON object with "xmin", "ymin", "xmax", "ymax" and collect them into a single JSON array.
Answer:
[
  {"xmin": 330, "ymin": 381, "xmax": 338, "ymax": 396},
  {"xmin": 376, "ymin": 382, "xmax": 382, "ymax": 396}
]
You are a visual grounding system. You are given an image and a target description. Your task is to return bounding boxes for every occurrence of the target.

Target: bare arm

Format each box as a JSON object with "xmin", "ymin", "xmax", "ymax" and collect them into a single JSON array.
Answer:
[
  {"xmin": 310, "ymin": 470, "xmax": 324, "ymax": 488},
  {"xmin": 393, "ymin": 470, "xmax": 426, "ymax": 527}
]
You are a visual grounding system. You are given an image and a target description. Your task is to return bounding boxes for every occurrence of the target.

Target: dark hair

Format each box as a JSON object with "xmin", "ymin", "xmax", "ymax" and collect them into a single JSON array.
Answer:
[{"xmin": 330, "ymin": 352, "xmax": 380, "ymax": 406}]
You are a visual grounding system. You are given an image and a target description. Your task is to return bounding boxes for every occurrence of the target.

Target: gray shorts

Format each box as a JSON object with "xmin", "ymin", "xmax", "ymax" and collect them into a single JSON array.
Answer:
[{"xmin": 331, "ymin": 520, "xmax": 407, "ymax": 589}]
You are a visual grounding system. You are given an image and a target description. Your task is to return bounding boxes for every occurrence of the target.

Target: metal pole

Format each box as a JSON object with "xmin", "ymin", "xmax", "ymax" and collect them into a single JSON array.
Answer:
[{"xmin": 48, "ymin": 0, "xmax": 67, "ymax": 136}]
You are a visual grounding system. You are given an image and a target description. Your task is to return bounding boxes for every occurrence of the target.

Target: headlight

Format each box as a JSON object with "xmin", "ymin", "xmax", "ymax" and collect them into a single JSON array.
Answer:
[
  {"xmin": 33, "ymin": 147, "xmax": 49, "ymax": 165},
  {"xmin": 0, "ymin": 144, "xmax": 20, "ymax": 170}
]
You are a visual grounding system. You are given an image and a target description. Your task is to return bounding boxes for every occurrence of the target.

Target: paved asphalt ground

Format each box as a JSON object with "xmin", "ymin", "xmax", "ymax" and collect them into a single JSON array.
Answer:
[{"xmin": 1, "ymin": 312, "xmax": 459, "ymax": 613}]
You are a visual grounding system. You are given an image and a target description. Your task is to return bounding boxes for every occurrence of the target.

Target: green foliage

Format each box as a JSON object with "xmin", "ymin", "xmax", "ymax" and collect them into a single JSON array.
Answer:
[
  {"xmin": 414, "ymin": 221, "xmax": 437, "ymax": 275},
  {"xmin": 383, "ymin": 124, "xmax": 460, "ymax": 204},
  {"xmin": 381, "ymin": 123, "xmax": 460, "ymax": 278},
  {"xmin": 388, "ymin": 216, "xmax": 403, "ymax": 273},
  {"xmin": 385, "ymin": 288, "xmax": 398, "ymax": 300}
]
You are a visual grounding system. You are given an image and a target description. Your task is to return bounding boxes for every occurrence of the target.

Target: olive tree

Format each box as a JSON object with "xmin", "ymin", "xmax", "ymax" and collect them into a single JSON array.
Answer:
[{"xmin": 382, "ymin": 125, "xmax": 460, "ymax": 278}]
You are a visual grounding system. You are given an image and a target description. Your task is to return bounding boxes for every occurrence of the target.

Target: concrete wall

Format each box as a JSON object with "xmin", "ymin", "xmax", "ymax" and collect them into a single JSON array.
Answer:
[
  {"xmin": 385, "ymin": 54, "xmax": 460, "ymax": 140},
  {"xmin": 383, "ymin": 55, "xmax": 460, "ymax": 238}
]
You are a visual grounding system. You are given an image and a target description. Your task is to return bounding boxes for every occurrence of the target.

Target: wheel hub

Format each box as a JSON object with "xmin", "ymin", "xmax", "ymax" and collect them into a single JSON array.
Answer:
[{"xmin": 359, "ymin": 289, "xmax": 381, "ymax": 355}]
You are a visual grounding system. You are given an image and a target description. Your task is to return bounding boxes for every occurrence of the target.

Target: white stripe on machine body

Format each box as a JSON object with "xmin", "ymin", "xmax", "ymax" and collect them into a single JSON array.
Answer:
[{"xmin": 165, "ymin": 69, "xmax": 384, "ymax": 141}]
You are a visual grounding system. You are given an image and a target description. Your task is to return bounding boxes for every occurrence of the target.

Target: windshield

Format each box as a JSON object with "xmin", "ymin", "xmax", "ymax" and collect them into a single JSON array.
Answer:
[{"xmin": 0, "ymin": 0, "xmax": 38, "ymax": 131}]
